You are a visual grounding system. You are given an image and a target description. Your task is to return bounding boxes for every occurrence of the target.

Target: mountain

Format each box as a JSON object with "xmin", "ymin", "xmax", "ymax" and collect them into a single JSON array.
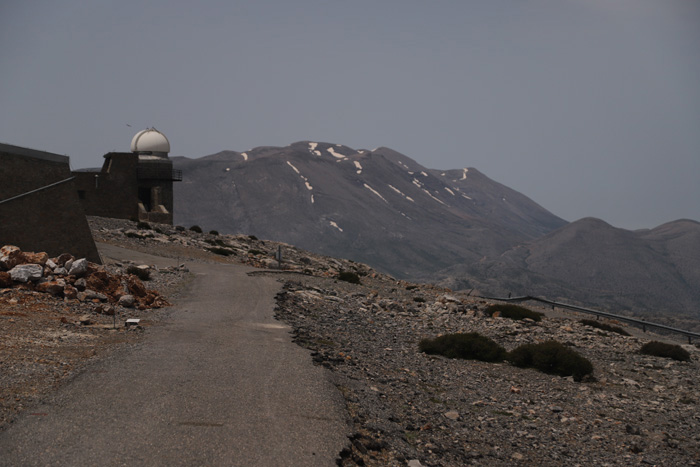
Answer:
[
  {"xmin": 436, "ymin": 217, "xmax": 700, "ymax": 320},
  {"xmin": 172, "ymin": 141, "xmax": 566, "ymax": 279}
]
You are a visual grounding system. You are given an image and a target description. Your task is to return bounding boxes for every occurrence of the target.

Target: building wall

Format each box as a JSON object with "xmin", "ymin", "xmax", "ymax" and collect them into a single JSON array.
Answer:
[
  {"xmin": 0, "ymin": 143, "xmax": 101, "ymax": 263},
  {"xmin": 73, "ymin": 152, "xmax": 140, "ymax": 220},
  {"xmin": 73, "ymin": 153, "xmax": 176, "ymax": 224}
]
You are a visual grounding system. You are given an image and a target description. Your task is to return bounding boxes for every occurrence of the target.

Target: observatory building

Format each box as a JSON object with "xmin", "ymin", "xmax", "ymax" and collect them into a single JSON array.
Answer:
[{"xmin": 73, "ymin": 128, "xmax": 182, "ymax": 224}]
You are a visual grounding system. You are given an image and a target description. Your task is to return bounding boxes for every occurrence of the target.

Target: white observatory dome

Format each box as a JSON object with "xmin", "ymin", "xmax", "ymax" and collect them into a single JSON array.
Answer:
[{"xmin": 130, "ymin": 128, "xmax": 170, "ymax": 155}]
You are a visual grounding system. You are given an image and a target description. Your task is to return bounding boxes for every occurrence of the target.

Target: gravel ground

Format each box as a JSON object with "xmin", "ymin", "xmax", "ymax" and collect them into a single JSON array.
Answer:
[{"xmin": 273, "ymin": 274, "xmax": 700, "ymax": 466}]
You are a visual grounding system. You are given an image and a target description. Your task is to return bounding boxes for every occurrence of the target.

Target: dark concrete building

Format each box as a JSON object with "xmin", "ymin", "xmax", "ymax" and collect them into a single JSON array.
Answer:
[
  {"xmin": 0, "ymin": 143, "xmax": 101, "ymax": 263},
  {"xmin": 72, "ymin": 128, "xmax": 181, "ymax": 224}
]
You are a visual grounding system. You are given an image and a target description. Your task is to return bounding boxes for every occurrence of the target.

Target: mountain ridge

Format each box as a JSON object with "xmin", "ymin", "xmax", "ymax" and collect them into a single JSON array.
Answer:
[{"xmin": 173, "ymin": 141, "xmax": 700, "ymax": 321}]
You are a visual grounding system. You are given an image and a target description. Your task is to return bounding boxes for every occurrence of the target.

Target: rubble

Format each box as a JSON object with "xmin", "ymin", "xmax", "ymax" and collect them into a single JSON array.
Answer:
[{"xmin": 0, "ymin": 245, "xmax": 169, "ymax": 310}]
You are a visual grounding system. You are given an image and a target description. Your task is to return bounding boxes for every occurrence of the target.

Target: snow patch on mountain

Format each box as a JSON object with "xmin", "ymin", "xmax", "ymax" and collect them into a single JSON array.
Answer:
[
  {"xmin": 423, "ymin": 189, "xmax": 446, "ymax": 205},
  {"xmin": 329, "ymin": 221, "xmax": 343, "ymax": 232},
  {"xmin": 388, "ymin": 184, "xmax": 415, "ymax": 203},
  {"xmin": 354, "ymin": 161, "xmax": 363, "ymax": 174},
  {"xmin": 309, "ymin": 142, "xmax": 321, "ymax": 156},
  {"xmin": 286, "ymin": 161, "xmax": 300, "ymax": 174},
  {"xmin": 241, "ymin": 152, "xmax": 248, "ymax": 161},
  {"xmin": 461, "ymin": 168, "xmax": 468, "ymax": 180},
  {"xmin": 364, "ymin": 184, "xmax": 388, "ymax": 203},
  {"xmin": 445, "ymin": 187, "xmax": 455, "ymax": 196},
  {"xmin": 327, "ymin": 147, "xmax": 346, "ymax": 159}
]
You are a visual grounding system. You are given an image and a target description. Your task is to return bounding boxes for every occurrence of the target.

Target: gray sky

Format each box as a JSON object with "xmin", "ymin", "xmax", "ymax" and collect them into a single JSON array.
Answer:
[{"xmin": 2, "ymin": 0, "xmax": 698, "ymax": 230}]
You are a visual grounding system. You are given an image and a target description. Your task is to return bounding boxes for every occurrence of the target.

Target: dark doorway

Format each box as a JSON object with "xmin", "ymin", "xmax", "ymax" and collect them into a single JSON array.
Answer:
[{"xmin": 138, "ymin": 186, "xmax": 152, "ymax": 212}]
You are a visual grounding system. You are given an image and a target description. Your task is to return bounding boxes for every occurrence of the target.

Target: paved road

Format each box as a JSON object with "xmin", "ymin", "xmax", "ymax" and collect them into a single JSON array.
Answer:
[{"xmin": 0, "ymin": 244, "xmax": 348, "ymax": 466}]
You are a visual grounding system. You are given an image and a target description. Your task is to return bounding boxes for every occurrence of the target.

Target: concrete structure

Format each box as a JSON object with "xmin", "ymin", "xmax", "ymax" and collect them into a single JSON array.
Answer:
[
  {"xmin": 73, "ymin": 128, "xmax": 181, "ymax": 224},
  {"xmin": 0, "ymin": 143, "xmax": 101, "ymax": 263}
]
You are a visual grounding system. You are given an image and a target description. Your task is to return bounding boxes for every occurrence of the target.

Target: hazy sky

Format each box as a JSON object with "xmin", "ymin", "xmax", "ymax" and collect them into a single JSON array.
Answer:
[{"xmin": 2, "ymin": 0, "xmax": 698, "ymax": 230}]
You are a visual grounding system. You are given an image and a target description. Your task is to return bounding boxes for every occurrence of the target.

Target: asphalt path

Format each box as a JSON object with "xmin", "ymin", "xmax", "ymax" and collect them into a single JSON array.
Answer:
[{"xmin": 0, "ymin": 244, "xmax": 349, "ymax": 466}]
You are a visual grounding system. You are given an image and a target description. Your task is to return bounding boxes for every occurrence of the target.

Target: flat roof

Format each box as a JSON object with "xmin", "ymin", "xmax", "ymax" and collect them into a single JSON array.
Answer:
[{"xmin": 0, "ymin": 142, "xmax": 69, "ymax": 164}]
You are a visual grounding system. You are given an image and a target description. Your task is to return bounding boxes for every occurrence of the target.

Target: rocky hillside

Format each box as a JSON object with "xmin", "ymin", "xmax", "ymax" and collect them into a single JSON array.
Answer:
[
  {"xmin": 172, "ymin": 141, "xmax": 566, "ymax": 279},
  {"xmin": 2, "ymin": 217, "xmax": 699, "ymax": 466},
  {"xmin": 435, "ymin": 218, "xmax": 700, "ymax": 323}
]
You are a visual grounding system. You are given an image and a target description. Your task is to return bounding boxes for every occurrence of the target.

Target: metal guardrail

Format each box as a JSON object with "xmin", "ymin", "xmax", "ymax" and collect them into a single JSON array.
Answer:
[
  {"xmin": 0, "ymin": 176, "xmax": 76, "ymax": 205},
  {"xmin": 475, "ymin": 294, "xmax": 700, "ymax": 344},
  {"xmin": 137, "ymin": 167, "xmax": 182, "ymax": 181}
]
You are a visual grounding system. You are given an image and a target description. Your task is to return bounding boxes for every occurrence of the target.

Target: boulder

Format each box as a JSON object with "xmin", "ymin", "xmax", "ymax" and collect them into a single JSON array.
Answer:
[
  {"xmin": 126, "ymin": 275, "xmax": 147, "ymax": 297},
  {"xmin": 0, "ymin": 271, "xmax": 12, "ymax": 288},
  {"xmin": 63, "ymin": 285, "xmax": 78, "ymax": 300},
  {"xmin": 53, "ymin": 267, "xmax": 68, "ymax": 276},
  {"xmin": 8, "ymin": 264, "xmax": 43, "ymax": 283},
  {"xmin": 68, "ymin": 258, "xmax": 88, "ymax": 277},
  {"xmin": 36, "ymin": 280, "xmax": 65, "ymax": 296},
  {"xmin": 55, "ymin": 253, "xmax": 74, "ymax": 267},
  {"xmin": 118, "ymin": 294, "xmax": 136, "ymax": 308},
  {"xmin": 23, "ymin": 252, "xmax": 49, "ymax": 266},
  {"xmin": 84, "ymin": 289, "xmax": 108, "ymax": 301},
  {"xmin": 0, "ymin": 245, "xmax": 24, "ymax": 270}
]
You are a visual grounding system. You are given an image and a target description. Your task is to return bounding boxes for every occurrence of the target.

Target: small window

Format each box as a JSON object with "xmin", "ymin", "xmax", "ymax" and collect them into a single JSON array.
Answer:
[{"xmin": 78, "ymin": 190, "xmax": 86, "ymax": 199}]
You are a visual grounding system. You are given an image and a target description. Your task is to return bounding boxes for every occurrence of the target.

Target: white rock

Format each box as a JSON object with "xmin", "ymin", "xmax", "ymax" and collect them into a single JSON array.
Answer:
[
  {"xmin": 68, "ymin": 258, "xmax": 88, "ymax": 277},
  {"xmin": 8, "ymin": 264, "xmax": 43, "ymax": 282}
]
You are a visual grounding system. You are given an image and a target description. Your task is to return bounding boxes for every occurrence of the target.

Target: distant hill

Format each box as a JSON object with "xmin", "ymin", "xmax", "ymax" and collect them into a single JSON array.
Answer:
[
  {"xmin": 172, "ymin": 141, "xmax": 566, "ymax": 279},
  {"xmin": 435, "ymin": 218, "xmax": 700, "ymax": 320},
  {"xmin": 172, "ymin": 141, "xmax": 700, "ymax": 322}
]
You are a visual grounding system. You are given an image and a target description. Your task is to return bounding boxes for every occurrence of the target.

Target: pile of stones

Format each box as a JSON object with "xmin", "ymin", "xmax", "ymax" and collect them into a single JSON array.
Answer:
[{"xmin": 0, "ymin": 245, "xmax": 168, "ymax": 310}]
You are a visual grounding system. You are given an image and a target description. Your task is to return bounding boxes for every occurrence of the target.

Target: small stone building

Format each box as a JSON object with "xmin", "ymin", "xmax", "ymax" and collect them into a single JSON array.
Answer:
[
  {"xmin": 0, "ymin": 143, "xmax": 101, "ymax": 263},
  {"xmin": 73, "ymin": 128, "xmax": 181, "ymax": 224}
]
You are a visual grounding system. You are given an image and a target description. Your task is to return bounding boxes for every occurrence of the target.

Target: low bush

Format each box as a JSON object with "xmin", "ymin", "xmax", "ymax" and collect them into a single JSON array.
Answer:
[
  {"xmin": 337, "ymin": 271, "xmax": 361, "ymax": 284},
  {"xmin": 485, "ymin": 304, "xmax": 544, "ymax": 322},
  {"xmin": 580, "ymin": 319, "xmax": 630, "ymax": 336},
  {"xmin": 413, "ymin": 297, "xmax": 426, "ymax": 303},
  {"xmin": 406, "ymin": 285, "xmax": 418, "ymax": 291},
  {"xmin": 126, "ymin": 265, "xmax": 151, "ymax": 281},
  {"xmin": 507, "ymin": 340, "xmax": 593, "ymax": 381},
  {"xmin": 640, "ymin": 341, "xmax": 690, "ymax": 362},
  {"xmin": 419, "ymin": 333, "xmax": 506, "ymax": 362},
  {"xmin": 189, "ymin": 225, "xmax": 203, "ymax": 233},
  {"xmin": 248, "ymin": 249, "xmax": 264, "ymax": 256},
  {"xmin": 136, "ymin": 221, "xmax": 152, "ymax": 230},
  {"xmin": 209, "ymin": 230, "xmax": 219, "ymax": 236},
  {"xmin": 208, "ymin": 247, "xmax": 236, "ymax": 257},
  {"xmin": 248, "ymin": 235, "xmax": 259, "ymax": 241}
]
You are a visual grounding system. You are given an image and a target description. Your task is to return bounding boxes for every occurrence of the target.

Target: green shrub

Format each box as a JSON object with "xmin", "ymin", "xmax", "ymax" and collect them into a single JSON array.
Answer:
[
  {"xmin": 507, "ymin": 340, "xmax": 593, "ymax": 382},
  {"xmin": 640, "ymin": 341, "xmax": 690, "ymax": 362},
  {"xmin": 337, "ymin": 271, "xmax": 361, "ymax": 284},
  {"xmin": 208, "ymin": 247, "xmax": 236, "ymax": 257},
  {"xmin": 248, "ymin": 249, "xmax": 264, "ymax": 256},
  {"xmin": 126, "ymin": 265, "xmax": 151, "ymax": 281},
  {"xmin": 248, "ymin": 235, "xmax": 258, "ymax": 240},
  {"xmin": 406, "ymin": 285, "xmax": 418, "ymax": 291},
  {"xmin": 189, "ymin": 225, "xmax": 203, "ymax": 233},
  {"xmin": 209, "ymin": 230, "xmax": 219, "ymax": 236},
  {"xmin": 580, "ymin": 319, "xmax": 630, "ymax": 336},
  {"xmin": 175, "ymin": 226, "xmax": 185, "ymax": 231},
  {"xmin": 136, "ymin": 221, "xmax": 152, "ymax": 230},
  {"xmin": 413, "ymin": 297, "xmax": 426, "ymax": 303},
  {"xmin": 419, "ymin": 332, "xmax": 506, "ymax": 362},
  {"xmin": 485, "ymin": 304, "xmax": 544, "ymax": 322}
]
